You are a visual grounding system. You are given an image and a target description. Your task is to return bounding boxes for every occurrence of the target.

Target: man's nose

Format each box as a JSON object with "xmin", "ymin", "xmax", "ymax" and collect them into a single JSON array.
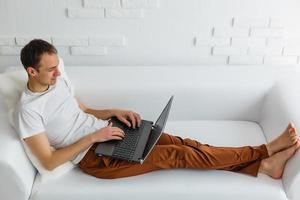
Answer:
[{"xmin": 55, "ymin": 69, "xmax": 61, "ymax": 77}]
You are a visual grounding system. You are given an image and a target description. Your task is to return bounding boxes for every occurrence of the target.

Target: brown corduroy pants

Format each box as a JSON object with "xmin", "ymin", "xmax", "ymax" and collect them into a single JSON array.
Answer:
[{"xmin": 79, "ymin": 132, "xmax": 269, "ymax": 179}]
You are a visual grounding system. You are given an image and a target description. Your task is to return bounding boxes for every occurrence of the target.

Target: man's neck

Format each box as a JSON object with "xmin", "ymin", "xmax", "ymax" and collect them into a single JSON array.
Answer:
[{"xmin": 27, "ymin": 80, "xmax": 49, "ymax": 93}]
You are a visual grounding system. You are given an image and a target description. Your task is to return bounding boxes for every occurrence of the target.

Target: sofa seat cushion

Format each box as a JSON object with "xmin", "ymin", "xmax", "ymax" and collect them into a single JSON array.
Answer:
[{"xmin": 30, "ymin": 120, "xmax": 286, "ymax": 200}]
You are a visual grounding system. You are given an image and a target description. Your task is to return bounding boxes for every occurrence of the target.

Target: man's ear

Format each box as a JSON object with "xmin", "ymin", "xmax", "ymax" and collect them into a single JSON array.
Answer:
[{"xmin": 27, "ymin": 67, "xmax": 38, "ymax": 76}]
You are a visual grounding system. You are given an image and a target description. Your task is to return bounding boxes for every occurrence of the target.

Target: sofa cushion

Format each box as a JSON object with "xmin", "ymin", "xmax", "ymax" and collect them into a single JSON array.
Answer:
[{"xmin": 30, "ymin": 120, "xmax": 286, "ymax": 200}]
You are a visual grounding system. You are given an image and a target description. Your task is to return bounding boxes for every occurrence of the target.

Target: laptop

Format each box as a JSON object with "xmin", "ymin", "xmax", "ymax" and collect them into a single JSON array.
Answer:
[{"xmin": 95, "ymin": 96, "xmax": 174, "ymax": 164}]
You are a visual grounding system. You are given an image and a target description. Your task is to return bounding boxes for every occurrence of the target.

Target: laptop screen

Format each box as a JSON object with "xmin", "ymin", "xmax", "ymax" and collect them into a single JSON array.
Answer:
[
  {"xmin": 141, "ymin": 96, "xmax": 174, "ymax": 160},
  {"xmin": 154, "ymin": 95, "xmax": 173, "ymax": 131}
]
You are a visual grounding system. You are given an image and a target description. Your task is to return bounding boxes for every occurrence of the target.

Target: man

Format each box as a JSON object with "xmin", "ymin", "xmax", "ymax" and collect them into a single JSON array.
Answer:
[{"xmin": 14, "ymin": 39, "xmax": 300, "ymax": 180}]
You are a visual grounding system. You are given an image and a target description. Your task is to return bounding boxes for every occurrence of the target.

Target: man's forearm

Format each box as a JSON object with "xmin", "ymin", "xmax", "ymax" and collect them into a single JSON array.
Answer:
[
  {"xmin": 75, "ymin": 97, "xmax": 117, "ymax": 120},
  {"xmin": 47, "ymin": 134, "xmax": 94, "ymax": 170},
  {"xmin": 85, "ymin": 108, "xmax": 117, "ymax": 120}
]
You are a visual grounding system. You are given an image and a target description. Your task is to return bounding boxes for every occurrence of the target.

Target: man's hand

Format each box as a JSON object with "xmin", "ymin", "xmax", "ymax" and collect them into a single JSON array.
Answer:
[
  {"xmin": 91, "ymin": 122, "xmax": 125, "ymax": 143},
  {"xmin": 114, "ymin": 109, "xmax": 141, "ymax": 129}
]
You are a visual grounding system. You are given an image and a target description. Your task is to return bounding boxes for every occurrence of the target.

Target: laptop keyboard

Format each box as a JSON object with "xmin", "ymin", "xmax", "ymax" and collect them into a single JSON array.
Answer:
[{"xmin": 112, "ymin": 121, "xmax": 145, "ymax": 160}]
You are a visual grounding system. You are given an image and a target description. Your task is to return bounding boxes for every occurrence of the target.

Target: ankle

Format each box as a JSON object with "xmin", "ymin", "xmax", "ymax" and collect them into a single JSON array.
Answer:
[
  {"xmin": 259, "ymin": 160, "xmax": 266, "ymax": 172},
  {"xmin": 259, "ymin": 159, "xmax": 270, "ymax": 176},
  {"xmin": 265, "ymin": 143, "xmax": 273, "ymax": 156}
]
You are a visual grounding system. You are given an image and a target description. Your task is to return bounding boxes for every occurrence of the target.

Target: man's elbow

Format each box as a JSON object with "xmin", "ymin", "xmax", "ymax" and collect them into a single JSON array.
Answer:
[
  {"xmin": 42, "ymin": 161, "xmax": 56, "ymax": 171},
  {"xmin": 81, "ymin": 106, "xmax": 88, "ymax": 113},
  {"xmin": 75, "ymin": 97, "xmax": 89, "ymax": 113}
]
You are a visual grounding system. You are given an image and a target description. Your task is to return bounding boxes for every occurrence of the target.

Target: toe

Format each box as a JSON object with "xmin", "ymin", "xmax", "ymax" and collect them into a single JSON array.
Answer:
[
  {"xmin": 295, "ymin": 139, "xmax": 300, "ymax": 149},
  {"xmin": 292, "ymin": 137, "xmax": 298, "ymax": 144},
  {"xmin": 291, "ymin": 123, "xmax": 296, "ymax": 128},
  {"xmin": 289, "ymin": 128, "xmax": 296, "ymax": 135}
]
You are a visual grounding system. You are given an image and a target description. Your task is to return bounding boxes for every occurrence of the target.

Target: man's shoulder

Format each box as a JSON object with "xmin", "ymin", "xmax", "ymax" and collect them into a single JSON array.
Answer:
[
  {"xmin": 16, "ymin": 92, "xmax": 43, "ymax": 115},
  {"xmin": 16, "ymin": 101, "xmax": 38, "ymax": 116}
]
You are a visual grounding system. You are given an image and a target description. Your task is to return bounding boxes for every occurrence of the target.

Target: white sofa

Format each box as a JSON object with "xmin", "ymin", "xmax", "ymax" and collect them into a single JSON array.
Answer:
[{"xmin": 1, "ymin": 65, "xmax": 300, "ymax": 200}]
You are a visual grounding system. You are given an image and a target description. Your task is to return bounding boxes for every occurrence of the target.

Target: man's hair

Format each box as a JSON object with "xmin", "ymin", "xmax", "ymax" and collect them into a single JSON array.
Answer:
[{"xmin": 20, "ymin": 39, "xmax": 57, "ymax": 72}]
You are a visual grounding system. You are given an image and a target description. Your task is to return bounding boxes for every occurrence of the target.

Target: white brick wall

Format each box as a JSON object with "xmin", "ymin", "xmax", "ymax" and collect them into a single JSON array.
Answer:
[
  {"xmin": 194, "ymin": 55, "xmax": 228, "ymax": 65},
  {"xmin": 56, "ymin": 47, "xmax": 70, "ymax": 55},
  {"xmin": 194, "ymin": 46, "xmax": 212, "ymax": 55},
  {"xmin": 229, "ymin": 55, "xmax": 263, "ymax": 64},
  {"xmin": 195, "ymin": 37, "xmax": 230, "ymax": 46},
  {"xmin": 250, "ymin": 28, "xmax": 285, "ymax": 37},
  {"xmin": 283, "ymin": 47, "xmax": 300, "ymax": 55},
  {"xmin": 52, "ymin": 37, "xmax": 89, "ymax": 46},
  {"xmin": 267, "ymin": 38, "xmax": 286, "ymax": 46},
  {"xmin": 264, "ymin": 56, "xmax": 298, "ymax": 64},
  {"xmin": 267, "ymin": 37, "xmax": 300, "ymax": 47},
  {"xmin": 248, "ymin": 46, "xmax": 283, "ymax": 55},
  {"xmin": 0, "ymin": 35, "xmax": 129, "ymax": 56},
  {"xmin": 121, "ymin": 0, "xmax": 159, "ymax": 8},
  {"xmin": 145, "ymin": 0, "xmax": 160, "ymax": 8},
  {"xmin": 0, "ymin": 46, "xmax": 22, "ymax": 55},
  {"xmin": 233, "ymin": 17, "xmax": 269, "ymax": 28},
  {"xmin": 213, "ymin": 46, "xmax": 247, "ymax": 55},
  {"xmin": 269, "ymin": 18, "xmax": 284, "ymax": 28},
  {"xmin": 213, "ymin": 27, "xmax": 249, "ymax": 37},
  {"xmin": 0, "ymin": 37, "xmax": 15, "ymax": 45},
  {"xmin": 0, "ymin": 1, "xmax": 300, "ymax": 67},
  {"xmin": 105, "ymin": 8, "xmax": 144, "ymax": 18},
  {"xmin": 83, "ymin": 0, "xmax": 121, "ymax": 8},
  {"xmin": 285, "ymin": 38, "xmax": 300, "ymax": 47},
  {"xmin": 1, "ymin": 21, "xmax": 297, "ymax": 65},
  {"xmin": 71, "ymin": 46, "xmax": 107, "ymax": 55},
  {"xmin": 231, "ymin": 38, "xmax": 266, "ymax": 47},
  {"xmin": 1, "ymin": 16, "xmax": 291, "ymax": 64},
  {"xmin": 67, "ymin": 0, "xmax": 158, "ymax": 19},
  {"xmin": 191, "ymin": 17, "xmax": 299, "ymax": 65},
  {"xmin": 16, "ymin": 37, "xmax": 52, "ymax": 45},
  {"xmin": 67, "ymin": 8, "xmax": 105, "ymax": 18},
  {"xmin": 89, "ymin": 36, "xmax": 126, "ymax": 46}
]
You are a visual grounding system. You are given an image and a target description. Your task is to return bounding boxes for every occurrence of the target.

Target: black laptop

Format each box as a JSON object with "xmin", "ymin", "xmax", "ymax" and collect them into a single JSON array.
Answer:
[{"xmin": 95, "ymin": 96, "xmax": 174, "ymax": 164}]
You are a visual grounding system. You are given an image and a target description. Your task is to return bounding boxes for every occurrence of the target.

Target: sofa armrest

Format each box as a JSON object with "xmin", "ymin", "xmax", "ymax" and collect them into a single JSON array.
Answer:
[
  {"xmin": 0, "ymin": 101, "xmax": 36, "ymax": 200},
  {"xmin": 259, "ymin": 79, "xmax": 300, "ymax": 200}
]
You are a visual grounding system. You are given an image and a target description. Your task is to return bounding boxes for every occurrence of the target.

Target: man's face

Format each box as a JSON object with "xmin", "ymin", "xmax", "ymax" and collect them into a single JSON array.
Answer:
[{"xmin": 29, "ymin": 53, "xmax": 61, "ymax": 86}]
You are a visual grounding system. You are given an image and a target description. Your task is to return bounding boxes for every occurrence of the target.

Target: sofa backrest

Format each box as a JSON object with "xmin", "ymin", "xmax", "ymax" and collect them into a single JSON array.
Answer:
[{"xmin": 67, "ymin": 65, "xmax": 295, "ymax": 122}]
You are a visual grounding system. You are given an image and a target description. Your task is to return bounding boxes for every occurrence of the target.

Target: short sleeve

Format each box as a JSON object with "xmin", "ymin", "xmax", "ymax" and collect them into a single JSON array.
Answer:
[
  {"xmin": 58, "ymin": 57, "xmax": 75, "ymax": 96},
  {"xmin": 16, "ymin": 108, "xmax": 45, "ymax": 139}
]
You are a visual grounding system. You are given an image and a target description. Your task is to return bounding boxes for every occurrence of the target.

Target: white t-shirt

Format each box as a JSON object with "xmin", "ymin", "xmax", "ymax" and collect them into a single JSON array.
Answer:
[{"xmin": 13, "ymin": 58, "xmax": 107, "ymax": 164}]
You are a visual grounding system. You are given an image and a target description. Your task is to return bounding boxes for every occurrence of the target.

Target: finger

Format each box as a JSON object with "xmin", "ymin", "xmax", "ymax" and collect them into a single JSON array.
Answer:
[
  {"xmin": 108, "ymin": 122, "xmax": 113, "ymax": 127},
  {"xmin": 134, "ymin": 113, "xmax": 141, "ymax": 127},
  {"xmin": 118, "ymin": 128, "xmax": 125, "ymax": 135},
  {"xmin": 119, "ymin": 116, "xmax": 131, "ymax": 127},
  {"xmin": 132, "ymin": 112, "xmax": 140, "ymax": 127},
  {"xmin": 112, "ymin": 127, "xmax": 125, "ymax": 135},
  {"xmin": 129, "ymin": 113, "xmax": 136, "ymax": 129},
  {"xmin": 110, "ymin": 136, "xmax": 124, "ymax": 140},
  {"xmin": 112, "ymin": 131, "xmax": 125, "ymax": 138}
]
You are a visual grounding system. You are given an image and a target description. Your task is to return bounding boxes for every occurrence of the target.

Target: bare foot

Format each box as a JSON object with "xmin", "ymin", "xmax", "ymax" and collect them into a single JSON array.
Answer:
[
  {"xmin": 259, "ymin": 139, "xmax": 300, "ymax": 179},
  {"xmin": 266, "ymin": 122, "xmax": 299, "ymax": 156}
]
